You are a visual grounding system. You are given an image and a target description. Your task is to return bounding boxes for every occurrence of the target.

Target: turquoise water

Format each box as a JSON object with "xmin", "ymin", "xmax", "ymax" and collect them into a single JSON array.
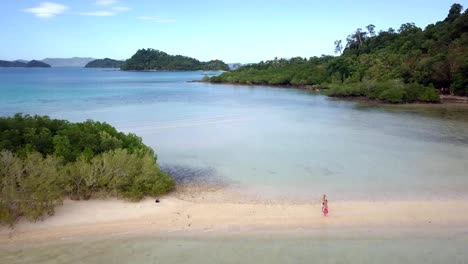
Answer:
[
  {"xmin": 2, "ymin": 68, "xmax": 468, "ymax": 263},
  {"xmin": 1, "ymin": 68, "xmax": 468, "ymax": 200}
]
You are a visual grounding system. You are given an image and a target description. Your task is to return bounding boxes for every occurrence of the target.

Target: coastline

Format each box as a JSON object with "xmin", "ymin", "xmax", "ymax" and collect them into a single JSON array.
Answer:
[
  {"xmin": 197, "ymin": 80, "xmax": 468, "ymax": 105},
  {"xmin": 194, "ymin": 80, "xmax": 323, "ymax": 92},
  {"xmin": 2, "ymin": 186, "xmax": 468, "ymax": 245}
]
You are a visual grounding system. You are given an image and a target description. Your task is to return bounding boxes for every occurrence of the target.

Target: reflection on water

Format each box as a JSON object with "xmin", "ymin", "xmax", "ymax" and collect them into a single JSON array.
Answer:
[
  {"xmin": 356, "ymin": 102, "xmax": 468, "ymax": 122},
  {"xmin": 1, "ymin": 68, "xmax": 468, "ymax": 201},
  {"xmin": 353, "ymin": 102, "xmax": 468, "ymax": 146},
  {"xmin": 161, "ymin": 164, "xmax": 218, "ymax": 185}
]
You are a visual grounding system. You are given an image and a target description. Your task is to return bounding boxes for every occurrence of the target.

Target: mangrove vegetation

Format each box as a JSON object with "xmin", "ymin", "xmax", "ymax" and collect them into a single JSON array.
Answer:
[
  {"xmin": 208, "ymin": 3, "xmax": 467, "ymax": 103},
  {"xmin": 0, "ymin": 114, "xmax": 174, "ymax": 226}
]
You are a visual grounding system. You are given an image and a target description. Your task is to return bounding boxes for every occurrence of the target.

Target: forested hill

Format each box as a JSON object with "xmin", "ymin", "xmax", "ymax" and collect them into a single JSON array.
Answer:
[
  {"xmin": 26, "ymin": 60, "xmax": 51, "ymax": 68},
  {"xmin": 208, "ymin": 3, "xmax": 467, "ymax": 103},
  {"xmin": 0, "ymin": 60, "xmax": 51, "ymax": 68},
  {"xmin": 85, "ymin": 58, "xmax": 124, "ymax": 68},
  {"xmin": 0, "ymin": 60, "xmax": 27, "ymax": 67},
  {"xmin": 120, "ymin": 49, "xmax": 229, "ymax": 71}
]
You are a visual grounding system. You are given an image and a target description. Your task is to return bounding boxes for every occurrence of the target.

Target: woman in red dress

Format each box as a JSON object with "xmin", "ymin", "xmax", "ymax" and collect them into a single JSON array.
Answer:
[{"xmin": 322, "ymin": 194, "xmax": 329, "ymax": 216}]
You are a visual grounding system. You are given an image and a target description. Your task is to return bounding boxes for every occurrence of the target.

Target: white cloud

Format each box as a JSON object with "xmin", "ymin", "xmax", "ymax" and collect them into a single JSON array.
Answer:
[
  {"xmin": 23, "ymin": 2, "xmax": 68, "ymax": 18},
  {"xmin": 81, "ymin": 11, "xmax": 114, "ymax": 16},
  {"xmin": 137, "ymin": 16, "xmax": 176, "ymax": 23},
  {"xmin": 112, "ymin": 6, "xmax": 130, "ymax": 12},
  {"xmin": 81, "ymin": 2, "xmax": 129, "ymax": 17},
  {"xmin": 95, "ymin": 0, "xmax": 117, "ymax": 6}
]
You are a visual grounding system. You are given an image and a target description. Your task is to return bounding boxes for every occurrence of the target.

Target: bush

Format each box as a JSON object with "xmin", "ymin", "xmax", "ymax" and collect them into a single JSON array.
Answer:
[
  {"xmin": 326, "ymin": 84, "xmax": 366, "ymax": 97},
  {"xmin": 0, "ymin": 151, "xmax": 64, "ymax": 226},
  {"xmin": 0, "ymin": 115, "xmax": 175, "ymax": 226},
  {"xmin": 325, "ymin": 80, "xmax": 440, "ymax": 104},
  {"xmin": 378, "ymin": 88, "xmax": 406, "ymax": 103},
  {"xmin": 209, "ymin": 76, "xmax": 223, "ymax": 83},
  {"xmin": 61, "ymin": 149, "xmax": 174, "ymax": 201},
  {"xmin": 404, "ymin": 82, "xmax": 425, "ymax": 102},
  {"xmin": 404, "ymin": 83, "xmax": 440, "ymax": 103},
  {"xmin": 417, "ymin": 87, "xmax": 440, "ymax": 102},
  {"xmin": 268, "ymin": 74, "xmax": 292, "ymax": 85},
  {"xmin": 201, "ymin": 75, "xmax": 210, "ymax": 82},
  {"xmin": 368, "ymin": 80, "xmax": 403, "ymax": 99}
]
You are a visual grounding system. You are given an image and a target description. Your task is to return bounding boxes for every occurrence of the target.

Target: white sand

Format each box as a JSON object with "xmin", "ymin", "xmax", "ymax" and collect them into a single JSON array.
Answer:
[{"xmin": 1, "ymin": 193, "xmax": 468, "ymax": 244}]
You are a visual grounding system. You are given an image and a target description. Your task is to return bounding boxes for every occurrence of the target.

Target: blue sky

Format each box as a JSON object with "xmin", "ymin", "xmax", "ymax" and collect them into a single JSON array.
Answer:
[{"xmin": 0, "ymin": 0, "xmax": 465, "ymax": 63}]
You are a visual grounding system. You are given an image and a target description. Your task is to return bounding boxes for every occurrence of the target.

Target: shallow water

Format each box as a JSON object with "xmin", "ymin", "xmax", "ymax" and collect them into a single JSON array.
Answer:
[
  {"xmin": 1, "ymin": 68, "xmax": 468, "ymax": 201},
  {"xmin": 2, "ymin": 230, "xmax": 468, "ymax": 264}
]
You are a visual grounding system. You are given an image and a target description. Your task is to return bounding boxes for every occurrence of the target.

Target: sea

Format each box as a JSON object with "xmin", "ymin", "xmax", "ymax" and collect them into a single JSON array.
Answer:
[
  {"xmin": 2, "ymin": 67, "xmax": 468, "ymax": 201},
  {"xmin": 1, "ymin": 67, "xmax": 468, "ymax": 263}
]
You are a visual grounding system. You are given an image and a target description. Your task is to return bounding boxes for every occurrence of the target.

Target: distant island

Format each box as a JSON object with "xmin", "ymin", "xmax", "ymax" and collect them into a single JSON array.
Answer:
[
  {"xmin": 0, "ymin": 60, "xmax": 27, "ymax": 67},
  {"xmin": 206, "ymin": 3, "xmax": 467, "ymax": 103},
  {"xmin": 0, "ymin": 60, "xmax": 51, "ymax": 68},
  {"xmin": 120, "ymin": 49, "xmax": 229, "ymax": 71},
  {"xmin": 42, "ymin": 57, "xmax": 96, "ymax": 67},
  {"xmin": 0, "ymin": 58, "xmax": 95, "ymax": 68},
  {"xmin": 26, "ymin": 60, "xmax": 51, "ymax": 68},
  {"xmin": 1, "ymin": 52, "xmax": 229, "ymax": 71},
  {"xmin": 85, "ymin": 58, "xmax": 124, "ymax": 68}
]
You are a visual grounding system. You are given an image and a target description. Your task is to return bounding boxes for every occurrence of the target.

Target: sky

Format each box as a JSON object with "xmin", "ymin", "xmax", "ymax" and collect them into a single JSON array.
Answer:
[{"xmin": 0, "ymin": 0, "xmax": 466, "ymax": 63}]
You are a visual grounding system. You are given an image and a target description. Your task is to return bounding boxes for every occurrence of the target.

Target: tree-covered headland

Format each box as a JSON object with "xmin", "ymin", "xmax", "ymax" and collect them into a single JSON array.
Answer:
[
  {"xmin": 121, "ymin": 49, "xmax": 230, "ymax": 71},
  {"xmin": 0, "ymin": 114, "xmax": 174, "ymax": 226},
  {"xmin": 85, "ymin": 58, "xmax": 124, "ymax": 68},
  {"xmin": 208, "ymin": 4, "xmax": 467, "ymax": 103}
]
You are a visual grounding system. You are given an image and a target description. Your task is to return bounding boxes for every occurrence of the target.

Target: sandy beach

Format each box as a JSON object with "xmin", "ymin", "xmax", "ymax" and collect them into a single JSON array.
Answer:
[{"xmin": 2, "ymin": 188, "xmax": 468, "ymax": 245}]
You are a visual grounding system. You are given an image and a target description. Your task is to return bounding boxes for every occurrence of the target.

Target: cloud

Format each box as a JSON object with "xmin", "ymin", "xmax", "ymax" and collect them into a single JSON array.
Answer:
[
  {"xmin": 95, "ymin": 0, "xmax": 117, "ymax": 6},
  {"xmin": 81, "ymin": 11, "xmax": 114, "ymax": 16},
  {"xmin": 81, "ymin": 2, "xmax": 129, "ymax": 17},
  {"xmin": 112, "ymin": 6, "xmax": 130, "ymax": 12},
  {"xmin": 23, "ymin": 2, "xmax": 68, "ymax": 18},
  {"xmin": 137, "ymin": 16, "xmax": 176, "ymax": 23}
]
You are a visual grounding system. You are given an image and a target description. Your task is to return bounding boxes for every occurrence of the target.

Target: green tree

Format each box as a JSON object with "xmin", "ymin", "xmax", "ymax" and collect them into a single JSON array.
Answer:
[
  {"xmin": 208, "ymin": 3, "xmax": 466, "ymax": 101},
  {"xmin": 121, "ymin": 49, "xmax": 228, "ymax": 71},
  {"xmin": 334, "ymin": 40, "xmax": 343, "ymax": 54},
  {"xmin": 0, "ymin": 115, "xmax": 175, "ymax": 226}
]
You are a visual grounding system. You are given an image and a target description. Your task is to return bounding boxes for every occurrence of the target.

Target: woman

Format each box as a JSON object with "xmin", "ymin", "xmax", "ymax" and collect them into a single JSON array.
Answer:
[{"xmin": 322, "ymin": 194, "xmax": 328, "ymax": 216}]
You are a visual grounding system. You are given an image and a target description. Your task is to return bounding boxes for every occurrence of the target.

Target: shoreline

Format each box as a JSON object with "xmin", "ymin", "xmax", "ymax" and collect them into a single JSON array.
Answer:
[
  {"xmin": 196, "ymin": 80, "xmax": 468, "ymax": 105},
  {"xmin": 2, "ymin": 188, "xmax": 468, "ymax": 245}
]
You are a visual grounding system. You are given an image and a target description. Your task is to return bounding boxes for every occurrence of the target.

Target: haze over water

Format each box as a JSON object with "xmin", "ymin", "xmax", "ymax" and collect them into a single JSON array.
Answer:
[{"xmin": 2, "ymin": 68, "xmax": 468, "ymax": 201}]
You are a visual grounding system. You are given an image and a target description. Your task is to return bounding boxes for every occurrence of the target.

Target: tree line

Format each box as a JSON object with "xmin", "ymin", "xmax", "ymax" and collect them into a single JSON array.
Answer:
[
  {"xmin": 208, "ymin": 3, "xmax": 467, "ymax": 103},
  {"xmin": 0, "ymin": 114, "xmax": 174, "ymax": 226},
  {"xmin": 120, "ymin": 49, "xmax": 230, "ymax": 71},
  {"xmin": 85, "ymin": 58, "xmax": 124, "ymax": 68}
]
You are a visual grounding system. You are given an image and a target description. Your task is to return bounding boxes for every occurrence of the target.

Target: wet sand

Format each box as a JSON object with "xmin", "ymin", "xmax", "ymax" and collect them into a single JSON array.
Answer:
[{"xmin": 1, "ymin": 190, "xmax": 467, "ymax": 245}]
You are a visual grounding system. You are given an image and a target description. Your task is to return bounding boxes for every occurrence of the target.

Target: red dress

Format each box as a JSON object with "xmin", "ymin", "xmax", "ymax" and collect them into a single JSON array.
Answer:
[{"xmin": 322, "ymin": 200, "xmax": 329, "ymax": 216}]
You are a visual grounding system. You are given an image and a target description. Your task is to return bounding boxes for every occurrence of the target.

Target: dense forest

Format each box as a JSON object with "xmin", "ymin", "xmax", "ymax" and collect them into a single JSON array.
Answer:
[
  {"xmin": 85, "ymin": 58, "xmax": 124, "ymax": 68},
  {"xmin": 121, "ymin": 49, "xmax": 229, "ymax": 71},
  {"xmin": 208, "ymin": 3, "xmax": 467, "ymax": 103},
  {"xmin": 0, "ymin": 60, "xmax": 51, "ymax": 68},
  {"xmin": 0, "ymin": 114, "xmax": 174, "ymax": 226}
]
